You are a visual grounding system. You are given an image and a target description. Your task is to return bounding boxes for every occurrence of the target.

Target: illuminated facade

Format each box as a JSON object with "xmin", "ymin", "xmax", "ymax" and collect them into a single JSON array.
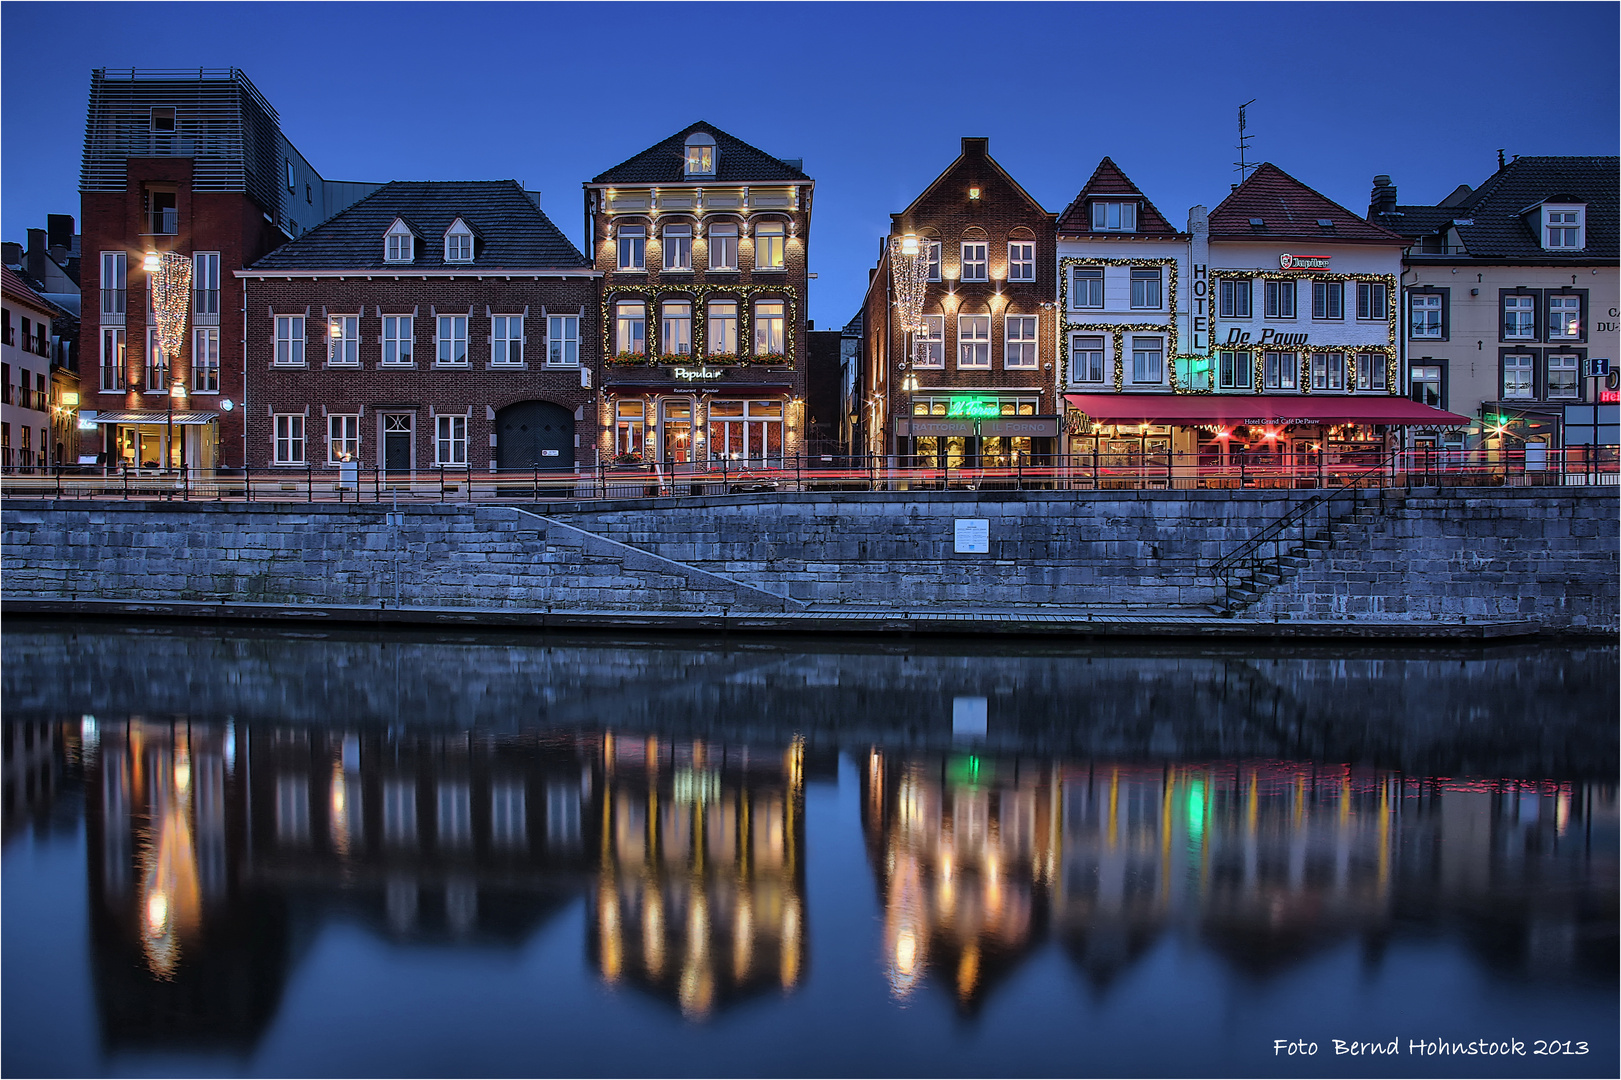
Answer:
[{"xmin": 585, "ymin": 123, "xmax": 813, "ymax": 469}]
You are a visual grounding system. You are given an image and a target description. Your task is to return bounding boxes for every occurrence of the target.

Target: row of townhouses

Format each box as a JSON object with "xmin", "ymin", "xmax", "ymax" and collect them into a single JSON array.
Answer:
[{"xmin": 31, "ymin": 68, "xmax": 1615, "ymax": 475}]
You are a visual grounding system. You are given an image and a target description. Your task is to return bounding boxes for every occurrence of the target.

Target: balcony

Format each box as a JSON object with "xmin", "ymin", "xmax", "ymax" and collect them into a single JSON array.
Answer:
[
  {"xmin": 147, "ymin": 208, "xmax": 179, "ymax": 236},
  {"xmin": 194, "ymin": 288, "xmax": 220, "ymax": 316}
]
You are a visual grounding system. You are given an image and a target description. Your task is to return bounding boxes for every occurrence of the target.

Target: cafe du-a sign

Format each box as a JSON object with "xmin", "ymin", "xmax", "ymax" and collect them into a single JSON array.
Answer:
[{"xmin": 1279, "ymin": 253, "xmax": 1331, "ymax": 270}]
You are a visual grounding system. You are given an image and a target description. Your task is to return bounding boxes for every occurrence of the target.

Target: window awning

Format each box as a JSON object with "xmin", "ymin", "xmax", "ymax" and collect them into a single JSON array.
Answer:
[
  {"xmin": 1063, "ymin": 394, "xmax": 1471, "ymax": 427},
  {"xmin": 88, "ymin": 410, "xmax": 220, "ymax": 425}
]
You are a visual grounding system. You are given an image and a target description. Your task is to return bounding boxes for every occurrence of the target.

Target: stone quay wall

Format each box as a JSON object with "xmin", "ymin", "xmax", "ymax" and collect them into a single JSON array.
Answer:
[{"xmin": 1, "ymin": 488, "xmax": 1615, "ymax": 630}]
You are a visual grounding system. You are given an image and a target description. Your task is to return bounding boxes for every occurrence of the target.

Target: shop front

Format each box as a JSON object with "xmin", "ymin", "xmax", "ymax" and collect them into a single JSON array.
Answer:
[
  {"xmin": 898, "ymin": 395, "xmax": 1060, "ymax": 467},
  {"xmin": 604, "ymin": 364, "xmax": 797, "ymax": 468},
  {"xmin": 84, "ymin": 409, "xmax": 220, "ymax": 473},
  {"xmin": 1063, "ymin": 394, "xmax": 1469, "ymax": 485}
]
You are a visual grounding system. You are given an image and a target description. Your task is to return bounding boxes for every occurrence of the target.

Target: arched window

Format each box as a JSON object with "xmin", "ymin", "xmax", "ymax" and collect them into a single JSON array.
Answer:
[{"xmin": 684, "ymin": 131, "xmax": 717, "ymax": 177}]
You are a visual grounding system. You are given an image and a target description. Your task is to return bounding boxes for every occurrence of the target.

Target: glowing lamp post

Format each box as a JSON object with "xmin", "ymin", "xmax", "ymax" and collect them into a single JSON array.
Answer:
[{"xmin": 145, "ymin": 251, "xmax": 193, "ymax": 475}]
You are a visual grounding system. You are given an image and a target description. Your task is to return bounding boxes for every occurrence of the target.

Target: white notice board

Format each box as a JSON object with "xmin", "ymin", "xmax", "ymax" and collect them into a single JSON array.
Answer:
[{"xmin": 955, "ymin": 518, "xmax": 990, "ymax": 554}]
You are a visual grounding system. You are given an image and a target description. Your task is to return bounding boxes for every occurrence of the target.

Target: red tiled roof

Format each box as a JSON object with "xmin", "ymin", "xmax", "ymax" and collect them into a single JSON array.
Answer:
[
  {"xmin": 1, "ymin": 266, "xmax": 59, "ymax": 317},
  {"xmin": 1056, "ymin": 158, "xmax": 1182, "ymax": 237},
  {"xmin": 1210, "ymin": 163, "xmax": 1403, "ymax": 245}
]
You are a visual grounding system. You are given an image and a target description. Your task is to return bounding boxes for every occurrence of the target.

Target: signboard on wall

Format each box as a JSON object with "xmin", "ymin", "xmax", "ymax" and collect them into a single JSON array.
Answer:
[{"xmin": 955, "ymin": 518, "xmax": 990, "ymax": 554}]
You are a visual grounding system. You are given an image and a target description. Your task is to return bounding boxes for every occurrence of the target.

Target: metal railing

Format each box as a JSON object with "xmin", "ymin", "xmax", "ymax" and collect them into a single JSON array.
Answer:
[{"xmin": 2, "ymin": 448, "xmax": 1614, "ymax": 504}]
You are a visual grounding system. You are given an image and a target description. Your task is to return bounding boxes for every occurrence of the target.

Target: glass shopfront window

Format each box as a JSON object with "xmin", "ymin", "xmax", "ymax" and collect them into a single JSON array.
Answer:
[
  {"xmin": 614, "ymin": 399, "xmax": 645, "ymax": 460},
  {"xmin": 708, "ymin": 399, "xmax": 784, "ymax": 466}
]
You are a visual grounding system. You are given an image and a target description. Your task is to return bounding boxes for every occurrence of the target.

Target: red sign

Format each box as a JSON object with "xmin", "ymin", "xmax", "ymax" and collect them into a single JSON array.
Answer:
[
  {"xmin": 1601, "ymin": 390, "xmax": 1619, "ymax": 403},
  {"xmin": 1279, "ymin": 254, "xmax": 1331, "ymax": 270}
]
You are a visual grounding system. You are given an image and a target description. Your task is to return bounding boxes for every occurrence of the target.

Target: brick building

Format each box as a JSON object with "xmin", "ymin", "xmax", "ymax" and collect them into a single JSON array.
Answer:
[
  {"xmin": 585, "ymin": 123, "xmax": 812, "ymax": 468},
  {"xmin": 239, "ymin": 181, "xmax": 598, "ymax": 473},
  {"xmin": 78, "ymin": 68, "xmax": 375, "ymax": 471},
  {"xmin": 859, "ymin": 137, "xmax": 1059, "ymax": 464}
]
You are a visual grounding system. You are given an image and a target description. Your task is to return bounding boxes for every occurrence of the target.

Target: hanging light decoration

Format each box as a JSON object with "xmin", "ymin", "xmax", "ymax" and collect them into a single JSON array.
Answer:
[
  {"xmin": 889, "ymin": 234, "xmax": 930, "ymax": 339},
  {"xmin": 149, "ymin": 251, "xmax": 194, "ymax": 363}
]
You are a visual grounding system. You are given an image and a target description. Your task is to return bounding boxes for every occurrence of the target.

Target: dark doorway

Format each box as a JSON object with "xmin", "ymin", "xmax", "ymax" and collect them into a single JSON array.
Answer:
[
  {"xmin": 383, "ymin": 413, "xmax": 413, "ymax": 473},
  {"xmin": 496, "ymin": 401, "xmax": 575, "ymax": 470}
]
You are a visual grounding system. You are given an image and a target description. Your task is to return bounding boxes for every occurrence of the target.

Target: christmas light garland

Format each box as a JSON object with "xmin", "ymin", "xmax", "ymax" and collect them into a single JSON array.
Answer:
[
  {"xmin": 1057, "ymin": 257, "xmax": 1180, "ymax": 393},
  {"xmin": 149, "ymin": 251, "xmax": 194, "ymax": 368},
  {"xmin": 600, "ymin": 284, "xmax": 800, "ymax": 366}
]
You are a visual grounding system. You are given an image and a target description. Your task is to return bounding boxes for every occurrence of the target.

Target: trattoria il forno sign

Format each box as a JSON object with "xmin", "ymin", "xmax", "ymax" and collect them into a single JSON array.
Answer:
[{"xmin": 1279, "ymin": 253, "xmax": 1331, "ymax": 270}]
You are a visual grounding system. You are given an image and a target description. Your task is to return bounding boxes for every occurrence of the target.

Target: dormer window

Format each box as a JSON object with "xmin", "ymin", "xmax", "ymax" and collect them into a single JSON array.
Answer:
[
  {"xmin": 444, "ymin": 218, "xmax": 474, "ymax": 262},
  {"xmin": 1544, "ymin": 204, "xmax": 1585, "ymax": 250},
  {"xmin": 384, "ymin": 219, "xmax": 415, "ymax": 263},
  {"xmin": 684, "ymin": 132, "xmax": 717, "ymax": 177},
  {"xmin": 1091, "ymin": 201, "xmax": 1136, "ymax": 231}
]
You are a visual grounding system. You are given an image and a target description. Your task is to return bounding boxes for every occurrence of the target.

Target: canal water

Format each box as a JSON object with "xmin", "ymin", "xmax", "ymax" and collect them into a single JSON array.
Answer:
[{"xmin": 3, "ymin": 623, "xmax": 1615, "ymax": 1078}]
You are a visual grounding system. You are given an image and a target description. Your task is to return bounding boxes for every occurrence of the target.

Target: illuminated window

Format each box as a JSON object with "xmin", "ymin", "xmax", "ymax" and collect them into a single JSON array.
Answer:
[
  {"xmin": 706, "ymin": 301, "xmax": 737, "ymax": 355},
  {"xmin": 615, "ymin": 301, "xmax": 646, "ymax": 355},
  {"xmin": 914, "ymin": 315, "xmax": 944, "ymax": 368},
  {"xmin": 753, "ymin": 300, "xmax": 785, "ymax": 356},
  {"xmin": 328, "ymin": 414, "xmax": 360, "ymax": 463},
  {"xmin": 327, "ymin": 315, "xmax": 359, "ymax": 366},
  {"xmin": 1005, "ymin": 315, "xmax": 1038, "ymax": 369},
  {"xmin": 684, "ymin": 132, "xmax": 716, "ymax": 177},
  {"xmin": 662, "ymin": 301, "xmax": 692, "ymax": 355},
  {"xmin": 1547, "ymin": 295, "xmax": 1581, "ymax": 340},
  {"xmin": 755, "ymin": 221, "xmax": 786, "ymax": 269},
  {"xmin": 615, "ymin": 399, "xmax": 644, "ymax": 457}
]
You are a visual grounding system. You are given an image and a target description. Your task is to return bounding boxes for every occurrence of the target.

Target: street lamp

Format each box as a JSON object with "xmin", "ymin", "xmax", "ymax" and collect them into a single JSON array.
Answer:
[
  {"xmin": 168, "ymin": 379, "xmax": 187, "ymax": 477},
  {"xmin": 145, "ymin": 251, "xmax": 193, "ymax": 476}
]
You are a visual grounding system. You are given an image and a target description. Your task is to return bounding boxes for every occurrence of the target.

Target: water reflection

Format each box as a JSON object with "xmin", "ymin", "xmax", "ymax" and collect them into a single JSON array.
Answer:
[{"xmin": 1, "ymin": 626, "xmax": 1615, "ymax": 1075}]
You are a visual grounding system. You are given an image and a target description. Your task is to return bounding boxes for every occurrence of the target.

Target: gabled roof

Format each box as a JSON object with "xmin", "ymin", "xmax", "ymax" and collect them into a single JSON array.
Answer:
[
  {"xmin": 1056, "ymin": 157, "xmax": 1183, "ymax": 237},
  {"xmin": 1, "ymin": 266, "xmax": 65, "ymax": 319},
  {"xmin": 895, "ymin": 137, "xmax": 1054, "ymax": 226},
  {"xmin": 1211, "ymin": 163, "xmax": 1403, "ymax": 245},
  {"xmin": 248, "ymin": 181, "xmax": 588, "ymax": 271},
  {"xmin": 590, "ymin": 121, "xmax": 809, "ymax": 185},
  {"xmin": 1386, "ymin": 156, "xmax": 1618, "ymax": 261}
]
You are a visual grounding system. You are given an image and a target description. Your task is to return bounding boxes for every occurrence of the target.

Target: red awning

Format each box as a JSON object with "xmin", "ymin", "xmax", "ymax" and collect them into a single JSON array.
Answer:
[{"xmin": 1063, "ymin": 393, "xmax": 1470, "ymax": 427}]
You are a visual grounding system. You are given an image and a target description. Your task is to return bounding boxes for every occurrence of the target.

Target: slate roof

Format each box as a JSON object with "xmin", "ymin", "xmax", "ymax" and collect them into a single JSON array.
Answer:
[
  {"xmin": 247, "ymin": 181, "xmax": 589, "ymax": 271},
  {"xmin": 1056, "ymin": 157, "xmax": 1183, "ymax": 237},
  {"xmin": 1210, "ymin": 163, "xmax": 1403, "ymax": 245},
  {"xmin": 590, "ymin": 121, "xmax": 809, "ymax": 185},
  {"xmin": 1380, "ymin": 156, "xmax": 1618, "ymax": 260},
  {"xmin": 1373, "ymin": 204, "xmax": 1465, "ymax": 242}
]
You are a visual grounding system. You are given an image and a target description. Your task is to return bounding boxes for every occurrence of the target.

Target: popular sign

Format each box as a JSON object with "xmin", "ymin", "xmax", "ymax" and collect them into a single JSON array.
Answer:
[{"xmin": 672, "ymin": 366, "xmax": 723, "ymax": 381}]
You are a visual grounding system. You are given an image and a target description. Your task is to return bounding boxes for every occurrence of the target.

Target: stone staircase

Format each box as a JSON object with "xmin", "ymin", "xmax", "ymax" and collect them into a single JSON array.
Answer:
[{"xmin": 1216, "ymin": 495, "xmax": 1388, "ymax": 615}]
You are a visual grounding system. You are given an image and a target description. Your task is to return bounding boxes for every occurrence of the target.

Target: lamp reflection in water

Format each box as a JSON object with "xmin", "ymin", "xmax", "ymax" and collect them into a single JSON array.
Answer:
[{"xmin": 138, "ymin": 742, "xmax": 202, "ymax": 980}]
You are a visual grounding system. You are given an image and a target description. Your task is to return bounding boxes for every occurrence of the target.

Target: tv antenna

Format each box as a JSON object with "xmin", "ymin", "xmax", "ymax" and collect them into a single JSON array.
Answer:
[{"xmin": 1235, "ymin": 99, "xmax": 1257, "ymax": 183}]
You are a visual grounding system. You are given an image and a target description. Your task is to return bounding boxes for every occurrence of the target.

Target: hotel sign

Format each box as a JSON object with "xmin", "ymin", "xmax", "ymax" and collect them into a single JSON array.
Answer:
[{"xmin": 1279, "ymin": 254, "xmax": 1331, "ymax": 270}]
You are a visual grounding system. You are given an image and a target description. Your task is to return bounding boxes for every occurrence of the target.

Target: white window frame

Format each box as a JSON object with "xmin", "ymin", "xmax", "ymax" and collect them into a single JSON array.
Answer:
[
  {"xmin": 957, "ymin": 314, "xmax": 991, "ymax": 368},
  {"xmin": 100, "ymin": 251, "xmax": 127, "ymax": 317},
  {"xmin": 1546, "ymin": 354, "xmax": 1579, "ymax": 399},
  {"xmin": 755, "ymin": 221, "xmax": 786, "ymax": 270},
  {"xmin": 663, "ymin": 224, "xmax": 693, "ymax": 271},
  {"xmin": 491, "ymin": 315, "xmax": 524, "ymax": 366},
  {"xmin": 753, "ymin": 300, "xmax": 785, "ymax": 357},
  {"xmin": 1503, "ymin": 295, "xmax": 1536, "ymax": 340},
  {"xmin": 192, "ymin": 327, "xmax": 220, "ymax": 392},
  {"xmin": 1091, "ymin": 201, "xmax": 1137, "ymax": 231},
  {"xmin": 708, "ymin": 223, "xmax": 738, "ymax": 270},
  {"xmin": 435, "ymin": 414, "xmax": 468, "ymax": 466},
  {"xmin": 1355, "ymin": 352, "xmax": 1387, "ymax": 391},
  {"xmin": 436, "ymin": 315, "xmax": 468, "ymax": 366},
  {"xmin": 1309, "ymin": 350, "xmax": 1345, "ymax": 390},
  {"xmin": 100, "ymin": 327, "xmax": 125, "ymax": 391},
  {"xmin": 1071, "ymin": 266, "xmax": 1103, "ymax": 310},
  {"xmin": 706, "ymin": 301, "xmax": 737, "ymax": 356},
  {"xmin": 1219, "ymin": 278, "xmax": 1252, "ymax": 318},
  {"xmin": 1262, "ymin": 350, "xmax": 1297, "ymax": 389},
  {"xmin": 960, "ymin": 242, "xmax": 988, "ymax": 282},
  {"xmin": 1264, "ymin": 280, "xmax": 1297, "ymax": 319},
  {"xmin": 925, "ymin": 241, "xmax": 941, "ymax": 282},
  {"xmin": 145, "ymin": 326, "xmax": 167, "ymax": 390},
  {"xmin": 274, "ymin": 413, "xmax": 305, "ymax": 465},
  {"xmin": 662, "ymin": 301, "xmax": 693, "ymax": 356},
  {"xmin": 1410, "ymin": 364, "xmax": 1443, "ymax": 406},
  {"xmin": 1543, "ymin": 205, "xmax": 1584, "ymax": 250},
  {"xmin": 617, "ymin": 224, "xmax": 646, "ymax": 271},
  {"xmin": 1130, "ymin": 336, "xmax": 1164, "ymax": 384},
  {"xmin": 444, "ymin": 225, "xmax": 473, "ymax": 263},
  {"xmin": 684, "ymin": 137, "xmax": 715, "ymax": 177},
  {"xmin": 1355, "ymin": 281, "xmax": 1386, "ymax": 321},
  {"xmin": 914, "ymin": 314, "xmax": 944, "ymax": 369},
  {"xmin": 615, "ymin": 301, "xmax": 646, "ymax": 355},
  {"xmin": 1410, "ymin": 293, "xmax": 1443, "ymax": 339},
  {"xmin": 1007, "ymin": 242, "xmax": 1035, "ymax": 282},
  {"xmin": 274, "ymin": 315, "xmax": 305, "ymax": 367},
  {"xmin": 1130, "ymin": 266, "xmax": 1162, "ymax": 310},
  {"xmin": 1071, "ymin": 335, "xmax": 1105, "ymax": 384},
  {"xmin": 328, "ymin": 413, "xmax": 360, "ymax": 463},
  {"xmin": 327, "ymin": 314, "xmax": 359, "ymax": 367},
  {"xmin": 1005, "ymin": 315, "xmax": 1038, "ymax": 369},
  {"xmin": 1547, "ymin": 295, "xmax": 1581, "ymax": 340},
  {"xmin": 1503, "ymin": 354, "xmax": 1534, "ymax": 399},
  {"xmin": 384, "ymin": 222, "xmax": 414, "ymax": 263},
  {"xmin": 1218, "ymin": 349, "xmax": 1252, "ymax": 389},
  {"xmin": 382, "ymin": 316, "xmax": 414, "ymax": 366},
  {"xmin": 546, "ymin": 315, "xmax": 579, "ymax": 366},
  {"xmin": 1312, "ymin": 280, "xmax": 1343, "ymax": 320}
]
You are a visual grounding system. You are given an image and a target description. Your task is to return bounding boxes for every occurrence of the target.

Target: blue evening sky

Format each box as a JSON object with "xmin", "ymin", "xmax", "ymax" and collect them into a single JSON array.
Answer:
[{"xmin": 4, "ymin": 2, "xmax": 1617, "ymax": 328}]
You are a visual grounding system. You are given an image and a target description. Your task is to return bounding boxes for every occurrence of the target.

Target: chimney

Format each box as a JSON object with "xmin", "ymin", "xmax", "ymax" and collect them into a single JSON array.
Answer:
[
  {"xmin": 1, "ymin": 242, "xmax": 22, "ymax": 268},
  {"xmin": 47, "ymin": 214, "xmax": 73, "ymax": 252},
  {"xmin": 1497, "ymin": 149, "xmax": 1506, "ymax": 169},
  {"xmin": 961, "ymin": 137, "xmax": 989, "ymax": 158},
  {"xmin": 1369, "ymin": 175, "xmax": 1397, "ymax": 218},
  {"xmin": 24, "ymin": 228, "xmax": 48, "ymax": 282}
]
